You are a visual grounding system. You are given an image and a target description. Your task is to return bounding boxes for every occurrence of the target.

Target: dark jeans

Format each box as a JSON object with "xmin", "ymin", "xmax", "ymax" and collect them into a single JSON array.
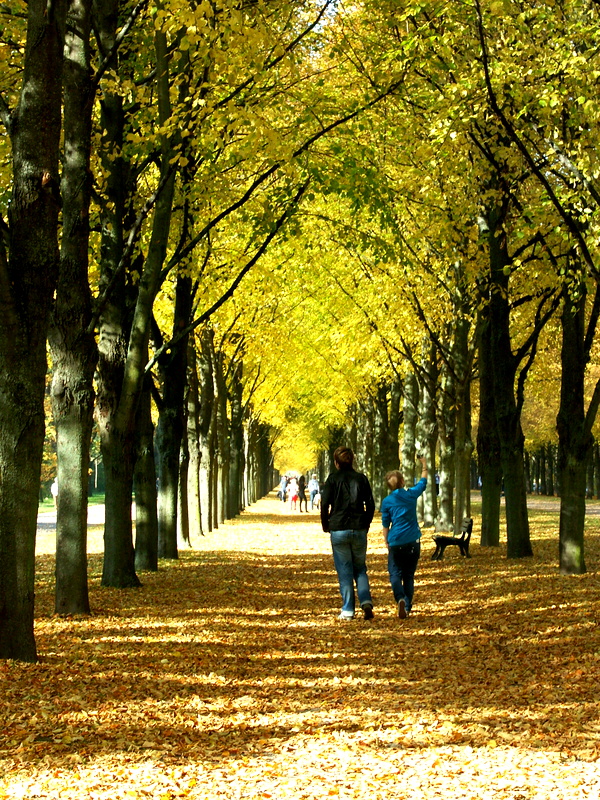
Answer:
[{"xmin": 388, "ymin": 540, "xmax": 421, "ymax": 612}]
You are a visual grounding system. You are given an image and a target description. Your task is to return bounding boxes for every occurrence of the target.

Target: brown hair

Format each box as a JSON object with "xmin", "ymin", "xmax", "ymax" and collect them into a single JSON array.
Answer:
[
  {"xmin": 333, "ymin": 446, "xmax": 354, "ymax": 470},
  {"xmin": 385, "ymin": 470, "xmax": 404, "ymax": 489}
]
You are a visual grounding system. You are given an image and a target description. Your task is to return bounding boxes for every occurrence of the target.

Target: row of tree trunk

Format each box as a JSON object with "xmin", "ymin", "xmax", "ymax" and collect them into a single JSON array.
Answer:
[
  {"xmin": 96, "ymin": 322, "xmax": 277, "ymax": 590},
  {"xmin": 524, "ymin": 440, "xmax": 600, "ymax": 500}
]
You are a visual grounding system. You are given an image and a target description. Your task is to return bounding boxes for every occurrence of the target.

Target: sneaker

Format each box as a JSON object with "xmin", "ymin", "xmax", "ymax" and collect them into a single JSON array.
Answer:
[
  {"xmin": 362, "ymin": 603, "xmax": 374, "ymax": 621},
  {"xmin": 397, "ymin": 598, "xmax": 407, "ymax": 619},
  {"xmin": 338, "ymin": 611, "xmax": 354, "ymax": 620}
]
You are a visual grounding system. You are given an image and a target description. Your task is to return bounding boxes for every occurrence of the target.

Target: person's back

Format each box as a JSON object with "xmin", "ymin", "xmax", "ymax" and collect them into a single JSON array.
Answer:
[
  {"xmin": 320, "ymin": 446, "xmax": 375, "ymax": 621},
  {"xmin": 321, "ymin": 468, "xmax": 374, "ymax": 532}
]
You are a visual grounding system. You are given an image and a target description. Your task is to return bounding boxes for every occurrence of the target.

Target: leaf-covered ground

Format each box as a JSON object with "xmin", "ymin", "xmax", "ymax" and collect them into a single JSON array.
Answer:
[{"xmin": 2, "ymin": 494, "xmax": 600, "ymax": 799}]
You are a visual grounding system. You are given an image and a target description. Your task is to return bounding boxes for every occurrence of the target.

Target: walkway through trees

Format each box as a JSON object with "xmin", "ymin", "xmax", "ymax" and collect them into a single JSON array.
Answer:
[{"xmin": 3, "ymin": 495, "xmax": 600, "ymax": 798}]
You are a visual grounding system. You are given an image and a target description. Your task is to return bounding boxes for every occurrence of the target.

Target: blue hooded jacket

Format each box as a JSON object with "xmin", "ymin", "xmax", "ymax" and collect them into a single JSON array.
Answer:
[{"xmin": 380, "ymin": 477, "xmax": 427, "ymax": 546}]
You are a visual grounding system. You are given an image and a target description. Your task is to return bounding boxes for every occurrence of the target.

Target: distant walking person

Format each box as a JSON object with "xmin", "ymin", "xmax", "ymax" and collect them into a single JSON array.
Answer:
[
  {"xmin": 308, "ymin": 474, "xmax": 320, "ymax": 509},
  {"xmin": 380, "ymin": 456, "xmax": 428, "ymax": 619},
  {"xmin": 279, "ymin": 474, "xmax": 288, "ymax": 503},
  {"xmin": 321, "ymin": 446, "xmax": 375, "ymax": 620},
  {"xmin": 50, "ymin": 479, "xmax": 59, "ymax": 509},
  {"xmin": 287, "ymin": 477, "xmax": 299, "ymax": 510},
  {"xmin": 298, "ymin": 474, "xmax": 308, "ymax": 512}
]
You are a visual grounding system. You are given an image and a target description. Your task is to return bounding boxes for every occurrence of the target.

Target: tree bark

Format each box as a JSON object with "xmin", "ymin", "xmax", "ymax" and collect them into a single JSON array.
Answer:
[
  {"xmin": 477, "ymin": 308, "xmax": 502, "ymax": 547},
  {"xmin": 0, "ymin": 0, "xmax": 67, "ymax": 661},
  {"xmin": 214, "ymin": 347, "xmax": 230, "ymax": 525},
  {"xmin": 452, "ymin": 293, "xmax": 475, "ymax": 532},
  {"xmin": 97, "ymin": 19, "xmax": 178, "ymax": 585},
  {"xmin": 156, "ymin": 274, "xmax": 193, "ymax": 558},
  {"xmin": 94, "ymin": 0, "xmax": 138, "ymax": 588},
  {"xmin": 480, "ymin": 200, "xmax": 532, "ymax": 558},
  {"xmin": 401, "ymin": 372, "xmax": 419, "ymax": 483},
  {"xmin": 417, "ymin": 344, "xmax": 438, "ymax": 526},
  {"xmin": 228, "ymin": 361, "xmax": 245, "ymax": 518},
  {"xmin": 437, "ymin": 358, "xmax": 456, "ymax": 532},
  {"xmin": 50, "ymin": 0, "xmax": 96, "ymax": 616},
  {"xmin": 557, "ymin": 286, "xmax": 590, "ymax": 574},
  {"xmin": 134, "ymin": 374, "xmax": 158, "ymax": 571},
  {"xmin": 373, "ymin": 380, "xmax": 402, "ymax": 509},
  {"xmin": 178, "ymin": 430, "xmax": 191, "ymax": 547},
  {"xmin": 488, "ymin": 243, "xmax": 532, "ymax": 558},
  {"xmin": 197, "ymin": 328, "xmax": 216, "ymax": 533},
  {"xmin": 186, "ymin": 343, "xmax": 203, "ymax": 537}
]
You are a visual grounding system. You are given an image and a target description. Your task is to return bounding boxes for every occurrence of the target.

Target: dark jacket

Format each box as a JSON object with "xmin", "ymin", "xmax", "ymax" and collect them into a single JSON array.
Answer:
[{"xmin": 320, "ymin": 468, "xmax": 375, "ymax": 533}]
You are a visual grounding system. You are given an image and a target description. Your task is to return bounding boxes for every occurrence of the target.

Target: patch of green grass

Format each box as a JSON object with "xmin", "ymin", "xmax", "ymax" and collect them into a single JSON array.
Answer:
[{"xmin": 38, "ymin": 493, "xmax": 106, "ymax": 515}]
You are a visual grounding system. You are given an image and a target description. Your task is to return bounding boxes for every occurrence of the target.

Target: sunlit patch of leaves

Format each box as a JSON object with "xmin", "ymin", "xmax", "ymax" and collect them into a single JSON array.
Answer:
[{"xmin": 1, "ymin": 496, "xmax": 600, "ymax": 798}]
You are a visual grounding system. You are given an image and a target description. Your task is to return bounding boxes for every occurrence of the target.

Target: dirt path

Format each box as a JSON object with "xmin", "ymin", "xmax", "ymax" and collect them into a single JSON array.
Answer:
[
  {"xmin": 36, "ymin": 505, "xmax": 106, "ymax": 554},
  {"xmin": 3, "ymin": 493, "xmax": 599, "ymax": 798}
]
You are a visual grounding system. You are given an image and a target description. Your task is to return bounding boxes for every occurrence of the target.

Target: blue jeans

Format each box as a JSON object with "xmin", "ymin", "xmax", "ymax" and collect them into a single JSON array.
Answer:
[
  {"xmin": 330, "ymin": 529, "xmax": 372, "ymax": 614},
  {"xmin": 388, "ymin": 540, "xmax": 421, "ymax": 612}
]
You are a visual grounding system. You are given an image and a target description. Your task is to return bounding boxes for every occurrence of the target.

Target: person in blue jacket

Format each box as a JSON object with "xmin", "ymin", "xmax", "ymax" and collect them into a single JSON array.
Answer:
[{"xmin": 380, "ymin": 455, "xmax": 428, "ymax": 619}]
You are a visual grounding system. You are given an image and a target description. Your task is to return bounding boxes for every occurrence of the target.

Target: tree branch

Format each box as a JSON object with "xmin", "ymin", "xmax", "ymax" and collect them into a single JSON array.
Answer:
[
  {"xmin": 474, "ymin": 0, "xmax": 599, "ymax": 280},
  {"xmin": 0, "ymin": 92, "xmax": 12, "ymax": 136},
  {"xmin": 212, "ymin": 1, "xmax": 335, "ymax": 113},
  {"xmin": 145, "ymin": 178, "xmax": 310, "ymax": 372},
  {"xmin": 163, "ymin": 76, "xmax": 406, "ymax": 276},
  {"xmin": 92, "ymin": 0, "xmax": 150, "ymax": 88},
  {"xmin": 87, "ymin": 164, "xmax": 176, "ymax": 334}
]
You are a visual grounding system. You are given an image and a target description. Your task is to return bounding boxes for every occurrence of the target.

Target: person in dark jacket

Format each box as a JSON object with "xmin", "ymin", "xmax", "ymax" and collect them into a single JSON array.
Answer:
[
  {"xmin": 320, "ymin": 446, "xmax": 375, "ymax": 620},
  {"xmin": 298, "ymin": 474, "xmax": 308, "ymax": 512}
]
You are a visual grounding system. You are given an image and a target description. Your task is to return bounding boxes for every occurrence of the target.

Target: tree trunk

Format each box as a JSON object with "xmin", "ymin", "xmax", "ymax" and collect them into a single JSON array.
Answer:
[
  {"xmin": 547, "ymin": 443, "xmax": 555, "ymax": 496},
  {"xmin": 437, "ymin": 359, "xmax": 456, "ymax": 532},
  {"xmin": 156, "ymin": 275, "xmax": 192, "ymax": 558},
  {"xmin": 50, "ymin": 0, "xmax": 96, "ymax": 616},
  {"xmin": 586, "ymin": 457, "xmax": 594, "ymax": 500},
  {"xmin": 477, "ymin": 309, "xmax": 502, "ymax": 547},
  {"xmin": 179, "ymin": 433, "xmax": 191, "ymax": 546},
  {"xmin": 402, "ymin": 372, "xmax": 419, "ymax": 483},
  {"xmin": 94, "ymin": 0, "xmax": 137, "ymax": 588},
  {"xmin": 98, "ymin": 21, "xmax": 178, "ymax": 584},
  {"xmin": 484, "ymin": 201, "xmax": 532, "ymax": 557},
  {"xmin": 417, "ymin": 344, "xmax": 438, "ymax": 525},
  {"xmin": 373, "ymin": 380, "xmax": 401, "ymax": 509},
  {"xmin": 0, "ymin": 0, "xmax": 67, "ymax": 661},
  {"xmin": 186, "ymin": 343, "xmax": 203, "ymax": 537},
  {"xmin": 228, "ymin": 362, "xmax": 245, "ymax": 518},
  {"xmin": 452, "ymin": 303, "xmax": 474, "ymax": 533},
  {"xmin": 557, "ymin": 287, "xmax": 590, "ymax": 574},
  {"xmin": 213, "ymin": 346, "xmax": 230, "ymax": 524},
  {"xmin": 102, "ymin": 434, "xmax": 140, "ymax": 586},
  {"xmin": 134, "ymin": 374, "xmax": 158, "ymax": 572},
  {"xmin": 197, "ymin": 328, "xmax": 216, "ymax": 533}
]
